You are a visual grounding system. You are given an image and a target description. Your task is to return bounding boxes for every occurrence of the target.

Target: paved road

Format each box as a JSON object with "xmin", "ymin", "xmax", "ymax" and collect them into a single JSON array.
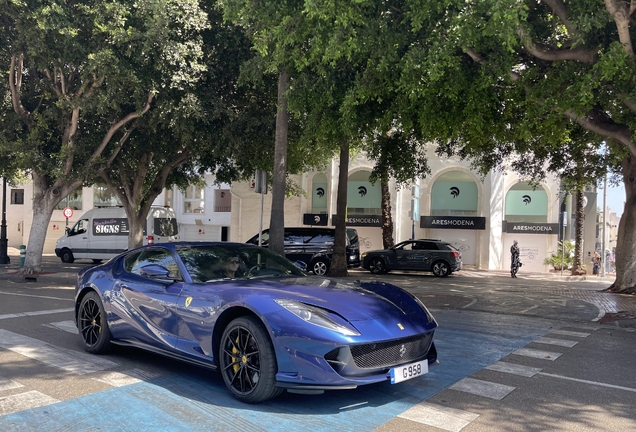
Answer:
[{"xmin": 0, "ymin": 258, "xmax": 635, "ymax": 431}]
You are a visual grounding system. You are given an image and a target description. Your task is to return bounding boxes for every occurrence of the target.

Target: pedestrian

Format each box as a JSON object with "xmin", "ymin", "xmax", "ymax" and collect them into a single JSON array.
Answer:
[
  {"xmin": 592, "ymin": 250, "xmax": 601, "ymax": 276},
  {"xmin": 510, "ymin": 240, "xmax": 521, "ymax": 278}
]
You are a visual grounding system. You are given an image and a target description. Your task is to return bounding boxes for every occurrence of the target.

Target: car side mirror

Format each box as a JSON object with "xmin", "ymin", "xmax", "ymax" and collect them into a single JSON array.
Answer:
[{"xmin": 139, "ymin": 264, "xmax": 171, "ymax": 280}]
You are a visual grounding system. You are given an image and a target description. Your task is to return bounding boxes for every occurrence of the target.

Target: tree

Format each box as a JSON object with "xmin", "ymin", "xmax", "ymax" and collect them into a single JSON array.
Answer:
[
  {"xmin": 297, "ymin": 0, "xmax": 636, "ymax": 293},
  {"xmin": 2, "ymin": 0, "xmax": 208, "ymax": 272}
]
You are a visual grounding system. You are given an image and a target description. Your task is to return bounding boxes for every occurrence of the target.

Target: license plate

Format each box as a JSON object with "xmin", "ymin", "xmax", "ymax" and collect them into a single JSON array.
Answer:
[{"xmin": 390, "ymin": 360, "xmax": 429, "ymax": 384}]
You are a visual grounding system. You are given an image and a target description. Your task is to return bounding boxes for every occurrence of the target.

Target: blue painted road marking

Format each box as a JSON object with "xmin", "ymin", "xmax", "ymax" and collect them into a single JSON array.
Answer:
[{"xmin": 0, "ymin": 310, "xmax": 551, "ymax": 431}]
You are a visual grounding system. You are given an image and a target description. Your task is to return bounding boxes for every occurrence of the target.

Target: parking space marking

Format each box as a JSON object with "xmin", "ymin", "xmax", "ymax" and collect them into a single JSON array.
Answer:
[
  {"xmin": 484, "ymin": 361, "xmax": 542, "ymax": 377},
  {"xmin": 533, "ymin": 337, "xmax": 578, "ymax": 347},
  {"xmin": 0, "ymin": 391, "xmax": 58, "ymax": 416},
  {"xmin": 93, "ymin": 369, "xmax": 161, "ymax": 388},
  {"xmin": 449, "ymin": 377, "xmax": 516, "ymax": 400},
  {"xmin": 0, "ymin": 330, "xmax": 118, "ymax": 375},
  {"xmin": 538, "ymin": 373, "xmax": 636, "ymax": 393},
  {"xmin": 42, "ymin": 320, "xmax": 78, "ymax": 334},
  {"xmin": 0, "ymin": 292, "xmax": 72, "ymax": 302},
  {"xmin": 0, "ymin": 308, "xmax": 74, "ymax": 321},
  {"xmin": 0, "ymin": 376, "xmax": 24, "ymax": 392},
  {"xmin": 398, "ymin": 401, "xmax": 479, "ymax": 432},
  {"xmin": 512, "ymin": 348, "xmax": 562, "ymax": 360},
  {"xmin": 548, "ymin": 330, "xmax": 591, "ymax": 337}
]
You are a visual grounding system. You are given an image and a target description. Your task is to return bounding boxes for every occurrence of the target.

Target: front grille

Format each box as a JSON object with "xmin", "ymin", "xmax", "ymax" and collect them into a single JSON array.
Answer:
[{"xmin": 350, "ymin": 334, "xmax": 431, "ymax": 369}]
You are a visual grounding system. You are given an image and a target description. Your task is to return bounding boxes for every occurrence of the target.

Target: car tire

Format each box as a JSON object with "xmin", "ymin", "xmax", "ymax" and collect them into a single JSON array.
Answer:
[
  {"xmin": 219, "ymin": 316, "xmax": 283, "ymax": 404},
  {"xmin": 369, "ymin": 257, "xmax": 387, "ymax": 274},
  {"xmin": 310, "ymin": 258, "xmax": 329, "ymax": 276},
  {"xmin": 432, "ymin": 261, "xmax": 451, "ymax": 277},
  {"xmin": 60, "ymin": 248, "xmax": 74, "ymax": 263},
  {"xmin": 77, "ymin": 291, "xmax": 111, "ymax": 354}
]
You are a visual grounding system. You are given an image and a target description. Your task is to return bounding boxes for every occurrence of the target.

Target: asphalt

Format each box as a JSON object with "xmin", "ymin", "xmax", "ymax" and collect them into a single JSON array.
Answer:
[{"xmin": 2, "ymin": 253, "xmax": 635, "ymax": 329}]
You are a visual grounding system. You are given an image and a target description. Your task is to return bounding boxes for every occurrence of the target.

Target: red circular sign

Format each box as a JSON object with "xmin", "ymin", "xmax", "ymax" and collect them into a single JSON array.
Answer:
[{"xmin": 63, "ymin": 207, "xmax": 74, "ymax": 219}]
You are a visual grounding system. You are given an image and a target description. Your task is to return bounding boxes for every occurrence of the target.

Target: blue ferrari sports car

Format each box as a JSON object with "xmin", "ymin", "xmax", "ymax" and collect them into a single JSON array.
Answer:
[{"xmin": 74, "ymin": 242, "xmax": 438, "ymax": 403}]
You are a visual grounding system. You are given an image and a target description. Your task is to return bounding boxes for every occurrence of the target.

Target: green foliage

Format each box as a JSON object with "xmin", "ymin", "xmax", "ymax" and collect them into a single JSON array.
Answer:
[{"xmin": 543, "ymin": 240, "xmax": 575, "ymax": 271}]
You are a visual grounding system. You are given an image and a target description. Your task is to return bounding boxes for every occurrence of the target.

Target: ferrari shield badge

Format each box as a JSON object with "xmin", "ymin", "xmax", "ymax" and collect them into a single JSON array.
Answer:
[{"xmin": 185, "ymin": 296, "xmax": 193, "ymax": 308}]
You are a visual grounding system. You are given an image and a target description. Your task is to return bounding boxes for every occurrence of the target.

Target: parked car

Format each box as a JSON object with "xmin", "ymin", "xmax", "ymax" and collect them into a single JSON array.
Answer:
[
  {"xmin": 74, "ymin": 242, "xmax": 439, "ymax": 403},
  {"xmin": 362, "ymin": 239, "xmax": 462, "ymax": 277},
  {"xmin": 246, "ymin": 227, "xmax": 361, "ymax": 275}
]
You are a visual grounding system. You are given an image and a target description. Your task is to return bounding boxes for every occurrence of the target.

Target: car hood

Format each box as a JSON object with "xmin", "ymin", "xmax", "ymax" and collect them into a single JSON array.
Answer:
[{"xmin": 227, "ymin": 276, "xmax": 430, "ymax": 325}]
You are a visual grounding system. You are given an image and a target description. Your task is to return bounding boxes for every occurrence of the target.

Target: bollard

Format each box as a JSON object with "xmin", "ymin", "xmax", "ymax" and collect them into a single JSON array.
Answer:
[{"xmin": 19, "ymin": 245, "xmax": 26, "ymax": 266}]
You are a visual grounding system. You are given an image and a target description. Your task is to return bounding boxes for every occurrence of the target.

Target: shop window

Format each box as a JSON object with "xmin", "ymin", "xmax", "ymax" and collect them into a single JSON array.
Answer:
[
  {"xmin": 94, "ymin": 186, "xmax": 122, "ymax": 207},
  {"xmin": 504, "ymin": 182, "xmax": 548, "ymax": 223},
  {"xmin": 347, "ymin": 171, "xmax": 381, "ymax": 215},
  {"xmin": 56, "ymin": 189, "xmax": 83, "ymax": 210},
  {"xmin": 184, "ymin": 184, "xmax": 205, "ymax": 214},
  {"xmin": 430, "ymin": 171, "xmax": 478, "ymax": 216},
  {"xmin": 311, "ymin": 173, "xmax": 328, "ymax": 214},
  {"xmin": 11, "ymin": 189, "xmax": 24, "ymax": 205}
]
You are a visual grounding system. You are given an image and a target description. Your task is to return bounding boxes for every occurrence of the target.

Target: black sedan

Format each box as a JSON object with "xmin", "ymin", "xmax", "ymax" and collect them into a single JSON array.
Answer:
[{"xmin": 361, "ymin": 239, "xmax": 462, "ymax": 277}]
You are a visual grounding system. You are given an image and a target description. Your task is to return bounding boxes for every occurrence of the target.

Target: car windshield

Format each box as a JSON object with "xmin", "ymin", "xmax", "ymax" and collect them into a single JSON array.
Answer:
[{"xmin": 177, "ymin": 244, "xmax": 307, "ymax": 282}]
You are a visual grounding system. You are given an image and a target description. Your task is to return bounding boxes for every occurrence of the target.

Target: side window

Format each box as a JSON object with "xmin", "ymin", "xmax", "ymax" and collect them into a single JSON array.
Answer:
[
  {"xmin": 419, "ymin": 242, "xmax": 439, "ymax": 250},
  {"xmin": 125, "ymin": 248, "xmax": 181, "ymax": 279},
  {"xmin": 284, "ymin": 230, "xmax": 306, "ymax": 244},
  {"xmin": 307, "ymin": 231, "xmax": 334, "ymax": 244},
  {"xmin": 70, "ymin": 219, "xmax": 89, "ymax": 236}
]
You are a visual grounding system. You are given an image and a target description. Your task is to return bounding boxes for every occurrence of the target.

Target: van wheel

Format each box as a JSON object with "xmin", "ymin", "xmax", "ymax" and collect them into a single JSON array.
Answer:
[
  {"xmin": 311, "ymin": 258, "xmax": 329, "ymax": 276},
  {"xmin": 60, "ymin": 249, "xmax": 75, "ymax": 263}
]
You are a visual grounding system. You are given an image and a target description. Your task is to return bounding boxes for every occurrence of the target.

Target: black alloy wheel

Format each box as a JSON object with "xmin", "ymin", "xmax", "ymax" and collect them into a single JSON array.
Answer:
[
  {"xmin": 220, "ymin": 316, "xmax": 282, "ymax": 403},
  {"xmin": 78, "ymin": 291, "xmax": 111, "ymax": 353},
  {"xmin": 60, "ymin": 249, "xmax": 74, "ymax": 263},
  {"xmin": 432, "ymin": 261, "xmax": 451, "ymax": 277},
  {"xmin": 369, "ymin": 257, "xmax": 387, "ymax": 274}
]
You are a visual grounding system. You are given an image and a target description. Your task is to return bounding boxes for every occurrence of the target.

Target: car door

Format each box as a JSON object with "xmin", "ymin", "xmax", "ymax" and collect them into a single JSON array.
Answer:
[
  {"xmin": 394, "ymin": 241, "xmax": 425, "ymax": 270},
  {"xmin": 283, "ymin": 229, "xmax": 307, "ymax": 264},
  {"xmin": 417, "ymin": 241, "xmax": 440, "ymax": 271},
  {"xmin": 109, "ymin": 247, "xmax": 185, "ymax": 348}
]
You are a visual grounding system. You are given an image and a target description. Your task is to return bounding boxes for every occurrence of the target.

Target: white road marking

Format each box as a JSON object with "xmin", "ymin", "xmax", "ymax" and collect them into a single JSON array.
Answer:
[
  {"xmin": 533, "ymin": 337, "xmax": 578, "ymax": 347},
  {"xmin": 549, "ymin": 330, "xmax": 591, "ymax": 337},
  {"xmin": 518, "ymin": 305, "xmax": 540, "ymax": 314},
  {"xmin": 398, "ymin": 401, "xmax": 479, "ymax": 432},
  {"xmin": 538, "ymin": 373, "xmax": 636, "ymax": 393},
  {"xmin": 42, "ymin": 320, "xmax": 78, "ymax": 334},
  {"xmin": 485, "ymin": 361, "xmax": 542, "ymax": 377},
  {"xmin": 0, "ymin": 376, "xmax": 24, "ymax": 392},
  {"xmin": 0, "ymin": 330, "xmax": 118, "ymax": 375},
  {"xmin": 0, "ymin": 391, "xmax": 58, "ymax": 416},
  {"xmin": 93, "ymin": 369, "xmax": 160, "ymax": 387},
  {"xmin": 0, "ymin": 308, "xmax": 74, "ymax": 320},
  {"xmin": 449, "ymin": 377, "xmax": 516, "ymax": 400},
  {"xmin": 0, "ymin": 291, "xmax": 72, "ymax": 301},
  {"xmin": 511, "ymin": 348, "xmax": 562, "ymax": 361}
]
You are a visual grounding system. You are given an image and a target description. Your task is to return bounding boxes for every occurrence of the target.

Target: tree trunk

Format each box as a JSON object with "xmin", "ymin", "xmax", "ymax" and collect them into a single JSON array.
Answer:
[
  {"xmin": 328, "ymin": 141, "xmax": 350, "ymax": 277},
  {"xmin": 22, "ymin": 174, "xmax": 80, "ymax": 273},
  {"xmin": 380, "ymin": 178, "xmax": 394, "ymax": 249},
  {"xmin": 571, "ymin": 189, "xmax": 586, "ymax": 275},
  {"xmin": 126, "ymin": 207, "xmax": 147, "ymax": 250},
  {"xmin": 606, "ymin": 155, "xmax": 636, "ymax": 294},
  {"xmin": 268, "ymin": 71, "xmax": 290, "ymax": 256}
]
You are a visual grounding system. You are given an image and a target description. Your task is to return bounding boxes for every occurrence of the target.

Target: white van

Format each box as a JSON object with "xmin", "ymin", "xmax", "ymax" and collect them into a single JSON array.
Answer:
[{"xmin": 54, "ymin": 206, "xmax": 179, "ymax": 263}]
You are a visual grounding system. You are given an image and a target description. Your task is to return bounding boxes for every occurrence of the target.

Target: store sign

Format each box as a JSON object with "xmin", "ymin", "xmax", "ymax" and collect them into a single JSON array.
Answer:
[
  {"xmin": 420, "ymin": 216, "xmax": 486, "ymax": 230},
  {"xmin": 503, "ymin": 221, "xmax": 559, "ymax": 234},
  {"xmin": 331, "ymin": 214, "xmax": 382, "ymax": 227},
  {"xmin": 93, "ymin": 218, "xmax": 129, "ymax": 236},
  {"xmin": 303, "ymin": 213, "xmax": 328, "ymax": 226}
]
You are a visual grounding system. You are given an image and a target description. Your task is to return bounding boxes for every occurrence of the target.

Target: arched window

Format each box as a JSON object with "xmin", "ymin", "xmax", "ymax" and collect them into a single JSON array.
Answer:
[
  {"xmin": 505, "ymin": 182, "xmax": 548, "ymax": 223},
  {"xmin": 347, "ymin": 171, "xmax": 381, "ymax": 215},
  {"xmin": 311, "ymin": 173, "xmax": 328, "ymax": 214},
  {"xmin": 430, "ymin": 171, "xmax": 478, "ymax": 216}
]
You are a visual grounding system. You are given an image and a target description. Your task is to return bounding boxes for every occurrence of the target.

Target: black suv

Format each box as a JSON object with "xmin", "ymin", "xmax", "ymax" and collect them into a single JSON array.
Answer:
[
  {"xmin": 361, "ymin": 239, "xmax": 462, "ymax": 277},
  {"xmin": 246, "ymin": 227, "xmax": 361, "ymax": 275}
]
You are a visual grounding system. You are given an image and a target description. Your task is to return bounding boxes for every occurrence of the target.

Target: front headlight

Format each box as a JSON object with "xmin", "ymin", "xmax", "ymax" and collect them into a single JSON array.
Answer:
[{"xmin": 275, "ymin": 299, "xmax": 360, "ymax": 336}]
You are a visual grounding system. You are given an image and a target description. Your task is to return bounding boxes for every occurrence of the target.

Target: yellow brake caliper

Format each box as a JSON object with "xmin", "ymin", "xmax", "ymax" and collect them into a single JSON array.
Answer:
[{"xmin": 232, "ymin": 335, "xmax": 240, "ymax": 373}]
